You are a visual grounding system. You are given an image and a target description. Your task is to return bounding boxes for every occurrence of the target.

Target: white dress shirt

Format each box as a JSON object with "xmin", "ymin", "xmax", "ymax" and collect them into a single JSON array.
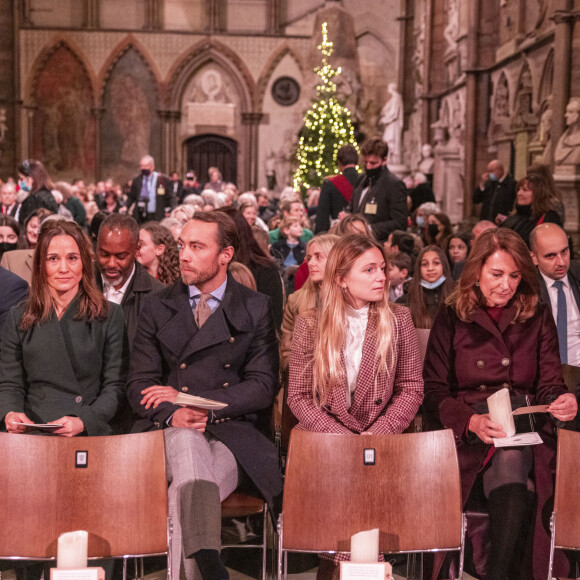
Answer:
[
  {"xmin": 344, "ymin": 304, "xmax": 369, "ymax": 408},
  {"xmin": 102, "ymin": 264, "xmax": 136, "ymax": 305},
  {"xmin": 540, "ymin": 271, "xmax": 580, "ymax": 366}
]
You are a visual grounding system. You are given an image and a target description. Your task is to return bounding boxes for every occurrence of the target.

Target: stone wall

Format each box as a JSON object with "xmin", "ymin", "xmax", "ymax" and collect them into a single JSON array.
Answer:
[{"xmin": 7, "ymin": 0, "xmax": 401, "ymax": 190}]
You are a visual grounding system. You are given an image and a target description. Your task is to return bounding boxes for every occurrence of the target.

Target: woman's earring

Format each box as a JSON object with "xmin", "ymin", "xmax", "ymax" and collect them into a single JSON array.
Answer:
[{"xmin": 475, "ymin": 281, "xmax": 479, "ymax": 287}]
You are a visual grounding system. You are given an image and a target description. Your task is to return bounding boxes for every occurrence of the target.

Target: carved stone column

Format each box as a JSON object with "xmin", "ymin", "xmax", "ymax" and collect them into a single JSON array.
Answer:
[
  {"xmin": 551, "ymin": 1, "xmax": 575, "ymax": 156},
  {"xmin": 93, "ymin": 107, "xmax": 104, "ymax": 181},
  {"xmin": 159, "ymin": 109, "xmax": 181, "ymax": 174},
  {"xmin": 462, "ymin": 0, "xmax": 480, "ymax": 221},
  {"xmin": 0, "ymin": 0, "xmax": 17, "ymax": 176},
  {"xmin": 82, "ymin": 0, "xmax": 100, "ymax": 28},
  {"xmin": 242, "ymin": 112, "xmax": 263, "ymax": 191}
]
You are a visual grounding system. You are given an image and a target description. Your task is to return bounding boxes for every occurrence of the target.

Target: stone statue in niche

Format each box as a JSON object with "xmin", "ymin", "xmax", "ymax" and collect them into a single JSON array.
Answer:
[
  {"xmin": 444, "ymin": 0, "xmax": 459, "ymax": 55},
  {"xmin": 0, "ymin": 108, "xmax": 7, "ymax": 142},
  {"xmin": 511, "ymin": 68, "xmax": 536, "ymax": 131},
  {"xmin": 487, "ymin": 75, "xmax": 510, "ymax": 146},
  {"xmin": 110, "ymin": 75, "xmax": 151, "ymax": 165},
  {"xmin": 413, "ymin": 18, "xmax": 425, "ymax": 100},
  {"xmin": 335, "ymin": 67, "xmax": 363, "ymax": 123},
  {"xmin": 530, "ymin": 99, "xmax": 553, "ymax": 165},
  {"xmin": 264, "ymin": 150, "xmax": 277, "ymax": 190},
  {"xmin": 554, "ymin": 97, "xmax": 580, "ymax": 166},
  {"xmin": 379, "ymin": 83, "xmax": 404, "ymax": 165},
  {"xmin": 418, "ymin": 143, "xmax": 434, "ymax": 175}
]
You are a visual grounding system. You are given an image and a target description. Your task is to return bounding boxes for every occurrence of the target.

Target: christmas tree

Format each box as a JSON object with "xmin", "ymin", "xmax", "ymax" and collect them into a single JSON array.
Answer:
[{"xmin": 293, "ymin": 22, "xmax": 358, "ymax": 194}]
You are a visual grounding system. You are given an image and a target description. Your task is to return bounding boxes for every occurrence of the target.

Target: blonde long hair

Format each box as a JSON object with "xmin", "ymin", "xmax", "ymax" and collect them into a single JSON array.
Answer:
[
  {"xmin": 294, "ymin": 234, "xmax": 340, "ymax": 313},
  {"xmin": 312, "ymin": 235, "xmax": 396, "ymax": 406}
]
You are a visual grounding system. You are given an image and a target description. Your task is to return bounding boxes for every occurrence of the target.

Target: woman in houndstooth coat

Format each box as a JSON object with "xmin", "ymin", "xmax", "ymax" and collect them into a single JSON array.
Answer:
[{"xmin": 288, "ymin": 234, "xmax": 423, "ymax": 437}]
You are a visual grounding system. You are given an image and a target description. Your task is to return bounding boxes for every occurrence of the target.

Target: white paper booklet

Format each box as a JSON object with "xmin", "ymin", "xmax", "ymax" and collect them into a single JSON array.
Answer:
[
  {"xmin": 493, "ymin": 432, "xmax": 543, "ymax": 447},
  {"xmin": 173, "ymin": 393, "xmax": 228, "ymax": 410}
]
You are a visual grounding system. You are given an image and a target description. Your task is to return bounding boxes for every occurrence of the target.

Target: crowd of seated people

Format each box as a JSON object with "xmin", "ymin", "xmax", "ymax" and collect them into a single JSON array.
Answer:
[{"xmin": 0, "ymin": 140, "xmax": 579, "ymax": 580}]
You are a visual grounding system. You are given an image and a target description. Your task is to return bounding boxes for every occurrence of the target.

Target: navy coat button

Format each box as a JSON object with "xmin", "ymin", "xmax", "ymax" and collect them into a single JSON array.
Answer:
[
  {"xmin": 179, "ymin": 363, "xmax": 187, "ymax": 370},
  {"xmin": 224, "ymin": 363, "xmax": 231, "ymax": 369},
  {"xmin": 223, "ymin": 382, "xmax": 230, "ymax": 388},
  {"xmin": 75, "ymin": 395, "xmax": 82, "ymax": 403},
  {"xmin": 182, "ymin": 386, "xmax": 189, "ymax": 392},
  {"xmin": 228, "ymin": 337, "xmax": 235, "ymax": 343}
]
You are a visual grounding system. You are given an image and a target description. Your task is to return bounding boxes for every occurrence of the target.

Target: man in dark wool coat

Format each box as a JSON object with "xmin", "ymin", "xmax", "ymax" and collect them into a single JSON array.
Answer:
[{"xmin": 127, "ymin": 211, "xmax": 282, "ymax": 580}]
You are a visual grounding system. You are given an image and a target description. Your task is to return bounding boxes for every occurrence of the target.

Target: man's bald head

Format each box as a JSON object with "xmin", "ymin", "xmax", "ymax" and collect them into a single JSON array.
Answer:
[
  {"xmin": 530, "ymin": 223, "xmax": 570, "ymax": 281},
  {"xmin": 486, "ymin": 159, "xmax": 505, "ymax": 179}
]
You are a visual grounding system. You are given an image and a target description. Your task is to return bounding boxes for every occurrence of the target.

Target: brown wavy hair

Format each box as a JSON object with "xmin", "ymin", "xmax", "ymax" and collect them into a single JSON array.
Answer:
[
  {"xmin": 20, "ymin": 220, "xmax": 108, "ymax": 329},
  {"xmin": 141, "ymin": 222, "xmax": 181, "ymax": 286},
  {"xmin": 448, "ymin": 228, "xmax": 539, "ymax": 323}
]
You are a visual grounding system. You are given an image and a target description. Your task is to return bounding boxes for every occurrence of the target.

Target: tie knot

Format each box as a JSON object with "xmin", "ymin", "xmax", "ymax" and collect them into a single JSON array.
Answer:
[
  {"xmin": 194, "ymin": 293, "xmax": 213, "ymax": 328},
  {"xmin": 554, "ymin": 280, "xmax": 564, "ymax": 290}
]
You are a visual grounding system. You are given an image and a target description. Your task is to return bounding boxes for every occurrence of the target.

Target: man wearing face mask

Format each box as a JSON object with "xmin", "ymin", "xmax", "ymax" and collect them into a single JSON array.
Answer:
[
  {"xmin": 473, "ymin": 159, "xmax": 516, "ymax": 225},
  {"xmin": 127, "ymin": 155, "xmax": 176, "ymax": 224},
  {"xmin": 342, "ymin": 136, "xmax": 407, "ymax": 242}
]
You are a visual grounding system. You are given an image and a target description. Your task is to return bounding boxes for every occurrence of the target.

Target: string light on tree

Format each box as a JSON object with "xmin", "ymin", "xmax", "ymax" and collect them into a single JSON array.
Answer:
[{"xmin": 293, "ymin": 21, "xmax": 358, "ymax": 193}]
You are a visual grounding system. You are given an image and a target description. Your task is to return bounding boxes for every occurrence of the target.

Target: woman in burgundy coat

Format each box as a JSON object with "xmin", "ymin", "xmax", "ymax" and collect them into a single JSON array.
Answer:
[{"xmin": 423, "ymin": 228, "xmax": 577, "ymax": 579}]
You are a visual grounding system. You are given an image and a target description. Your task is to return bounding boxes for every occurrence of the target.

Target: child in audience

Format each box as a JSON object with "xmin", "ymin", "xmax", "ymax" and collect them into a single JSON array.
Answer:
[
  {"xmin": 396, "ymin": 245, "xmax": 454, "ymax": 328},
  {"xmin": 271, "ymin": 216, "xmax": 306, "ymax": 270},
  {"xmin": 388, "ymin": 252, "xmax": 411, "ymax": 302}
]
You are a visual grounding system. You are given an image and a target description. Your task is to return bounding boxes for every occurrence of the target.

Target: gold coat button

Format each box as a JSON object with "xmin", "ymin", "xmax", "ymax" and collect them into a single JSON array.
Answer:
[
  {"xmin": 228, "ymin": 337, "xmax": 235, "ymax": 343},
  {"xmin": 476, "ymin": 360, "xmax": 485, "ymax": 368},
  {"xmin": 179, "ymin": 363, "xmax": 187, "ymax": 370},
  {"xmin": 181, "ymin": 386, "xmax": 189, "ymax": 393},
  {"xmin": 223, "ymin": 382, "xmax": 230, "ymax": 388},
  {"xmin": 502, "ymin": 383, "xmax": 510, "ymax": 389},
  {"xmin": 502, "ymin": 358, "xmax": 510, "ymax": 367},
  {"xmin": 478, "ymin": 385, "xmax": 487, "ymax": 392}
]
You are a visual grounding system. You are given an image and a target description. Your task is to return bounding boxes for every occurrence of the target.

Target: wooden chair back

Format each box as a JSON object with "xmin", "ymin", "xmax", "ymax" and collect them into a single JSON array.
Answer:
[
  {"xmin": 281, "ymin": 429, "xmax": 462, "ymax": 553},
  {"xmin": 0, "ymin": 431, "xmax": 168, "ymax": 559},
  {"xmin": 553, "ymin": 428, "xmax": 580, "ymax": 549}
]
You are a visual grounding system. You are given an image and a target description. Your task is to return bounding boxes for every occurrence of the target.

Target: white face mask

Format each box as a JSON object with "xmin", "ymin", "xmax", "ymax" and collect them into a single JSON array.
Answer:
[{"xmin": 421, "ymin": 275, "xmax": 446, "ymax": 290}]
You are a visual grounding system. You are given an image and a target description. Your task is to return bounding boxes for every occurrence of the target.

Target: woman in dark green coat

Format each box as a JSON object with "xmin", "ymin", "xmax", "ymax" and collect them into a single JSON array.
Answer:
[{"xmin": 0, "ymin": 219, "xmax": 128, "ymax": 436}]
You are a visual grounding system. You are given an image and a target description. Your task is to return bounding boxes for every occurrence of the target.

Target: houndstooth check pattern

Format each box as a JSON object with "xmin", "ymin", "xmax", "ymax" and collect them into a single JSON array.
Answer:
[{"xmin": 288, "ymin": 304, "xmax": 424, "ymax": 434}]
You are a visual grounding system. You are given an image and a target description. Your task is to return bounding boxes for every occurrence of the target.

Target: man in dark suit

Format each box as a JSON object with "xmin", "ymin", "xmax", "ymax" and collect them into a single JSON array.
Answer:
[
  {"xmin": 343, "ymin": 136, "xmax": 407, "ymax": 242},
  {"xmin": 473, "ymin": 159, "xmax": 516, "ymax": 225},
  {"xmin": 530, "ymin": 223, "xmax": 580, "ymax": 367},
  {"xmin": 315, "ymin": 144, "xmax": 360, "ymax": 233},
  {"xmin": 127, "ymin": 155, "xmax": 176, "ymax": 224},
  {"xmin": 95, "ymin": 214, "xmax": 164, "ymax": 348},
  {"xmin": 127, "ymin": 211, "xmax": 282, "ymax": 580},
  {"xmin": 169, "ymin": 171, "xmax": 184, "ymax": 203},
  {"xmin": 0, "ymin": 267, "xmax": 28, "ymax": 352}
]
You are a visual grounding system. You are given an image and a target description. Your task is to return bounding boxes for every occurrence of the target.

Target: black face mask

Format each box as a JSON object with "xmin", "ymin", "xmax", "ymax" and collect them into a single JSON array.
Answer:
[
  {"xmin": 0, "ymin": 242, "xmax": 18, "ymax": 256},
  {"xmin": 366, "ymin": 166, "xmax": 382, "ymax": 181},
  {"xmin": 427, "ymin": 224, "xmax": 439, "ymax": 239},
  {"xmin": 141, "ymin": 169, "xmax": 151, "ymax": 177}
]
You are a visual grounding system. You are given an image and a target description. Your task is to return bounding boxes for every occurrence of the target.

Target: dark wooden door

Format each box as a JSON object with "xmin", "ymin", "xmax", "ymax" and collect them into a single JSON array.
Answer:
[{"xmin": 185, "ymin": 134, "xmax": 238, "ymax": 185}]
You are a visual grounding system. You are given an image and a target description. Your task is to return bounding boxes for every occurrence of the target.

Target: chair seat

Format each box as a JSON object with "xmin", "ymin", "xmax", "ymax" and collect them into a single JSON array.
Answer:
[{"xmin": 221, "ymin": 492, "xmax": 265, "ymax": 518}]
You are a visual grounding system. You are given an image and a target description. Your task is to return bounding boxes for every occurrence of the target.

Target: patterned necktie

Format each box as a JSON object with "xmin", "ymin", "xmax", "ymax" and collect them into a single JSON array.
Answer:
[
  {"xmin": 554, "ymin": 280, "xmax": 568, "ymax": 364},
  {"xmin": 194, "ymin": 293, "xmax": 212, "ymax": 328}
]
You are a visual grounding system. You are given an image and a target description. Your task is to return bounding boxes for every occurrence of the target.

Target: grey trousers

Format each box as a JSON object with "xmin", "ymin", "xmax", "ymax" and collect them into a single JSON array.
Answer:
[{"xmin": 164, "ymin": 427, "xmax": 240, "ymax": 580}]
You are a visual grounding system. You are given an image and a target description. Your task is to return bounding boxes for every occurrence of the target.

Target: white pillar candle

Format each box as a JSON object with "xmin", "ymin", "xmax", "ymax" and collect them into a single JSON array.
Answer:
[
  {"xmin": 57, "ymin": 530, "xmax": 88, "ymax": 569},
  {"xmin": 350, "ymin": 528, "xmax": 379, "ymax": 563}
]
